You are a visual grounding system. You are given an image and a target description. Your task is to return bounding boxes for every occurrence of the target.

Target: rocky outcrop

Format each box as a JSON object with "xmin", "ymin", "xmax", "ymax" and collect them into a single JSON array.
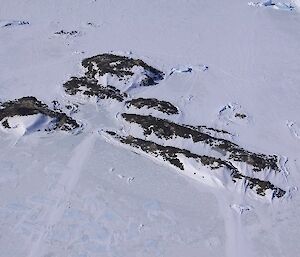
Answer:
[
  {"xmin": 121, "ymin": 113, "xmax": 280, "ymax": 172},
  {"xmin": 63, "ymin": 54, "xmax": 164, "ymax": 102},
  {"xmin": 106, "ymin": 131, "xmax": 285, "ymax": 198},
  {"xmin": 64, "ymin": 76, "xmax": 127, "ymax": 102},
  {"xmin": 82, "ymin": 53, "xmax": 164, "ymax": 86},
  {"xmin": 126, "ymin": 98, "xmax": 179, "ymax": 115},
  {"xmin": 0, "ymin": 96, "xmax": 80, "ymax": 132}
]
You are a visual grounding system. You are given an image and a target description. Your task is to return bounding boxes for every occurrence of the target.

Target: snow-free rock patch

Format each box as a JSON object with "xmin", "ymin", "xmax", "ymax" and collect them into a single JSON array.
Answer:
[
  {"xmin": 121, "ymin": 113, "xmax": 279, "ymax": 173},
  {"xmin": 125, "ymin": 98, "xmax": 179, "ymax": 115},
  {"xmin": 105, "ymin": 131, "xmax": 286, "ymax": 198},
  {"xmin": 63, "ymin": 53, "xmax": 164, "ymax": 102},
  {"xmin": 64, "ymin": 76, "xmax": 127, "ymax": 102}
]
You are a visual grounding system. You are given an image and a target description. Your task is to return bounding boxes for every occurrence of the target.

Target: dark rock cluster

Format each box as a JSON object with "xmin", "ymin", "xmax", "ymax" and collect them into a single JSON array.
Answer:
[
  {"xmin": 106, "ymin": 131, "xmax": 285, "ymax": 198},
  {"xmin": 54, "ymin": 30, "xmax": 79, "ymax": 36},
  {"xmin": 82, "ymin": 53, "xmax": 164, "ymax": 85},
  {"xmin": 126, "ymin": 98, "xmax": 179, "ymax": 115},
  {"xmin": 0, "ymin": 96, "xmax": 80, "ymax": 132},
  {"xmin": 64, "ymin": 76, "xmax": 127, "ymax": 102},
  {"xmin": 3, "ymin": 53, "xmax": 285, "ymax": 199},
  {"xmin": 63, "ymin": 54, "xmax": 165, "ymax": 103},
  {"xmin": 121, "ymin": 113, "xmax": 279, "ymax": 172}
]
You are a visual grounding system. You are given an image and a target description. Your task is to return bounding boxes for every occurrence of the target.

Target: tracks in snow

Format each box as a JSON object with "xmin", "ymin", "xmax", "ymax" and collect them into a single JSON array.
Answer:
[{"xmin": 26, "ymin": 132, "xmax": 97, "ymax": 257}]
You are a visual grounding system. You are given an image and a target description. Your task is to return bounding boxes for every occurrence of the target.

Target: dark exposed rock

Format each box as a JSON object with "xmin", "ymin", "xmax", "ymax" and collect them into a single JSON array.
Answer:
[
  {"xmin": 54, "ymin": 30, "xmax": 79, "ymax": 36},
  {"xmin": 1, "ymin": 21, "xmax": 30, "ymax": 28},
  {"xmin": 65, "ymin": 103, "xmax": 79, "ymax": 114},
  {"xmin": 63, "ymin": 76, "xmax": 127, "ymax": 102},
  {"xmin": 125, "ymin": 98, "xmax": 179, "ymax": 115},
  {"xmin": 82, "ymin": 53, "xmax": 164, "ymax": 86},
  {"xmin": 0, "ymin": 96, "xmax": 80, "ymax": 132},
  {"xmin": 185, "ymin": 124, "xmax": 231, "ymax": 136},
  {"xmin": 106, "ymin": 131, "xmax": 285, "ymax": 198},
  {"xmin": 244, "ymin": 176, "xmax": 285, "ymax": 198},
  {"xmin": 235, "ymin": 113, "xmax": 247, "ymax": 119},
  {"xmin": 106, "ymin": 131, "xmax": 221, "ymax": 170},
  {"xmin": 63, "ymin": 54, "xmax": 164, "ymax": 102},
  {"xmin": 52, "ymin": 100, "xmax": 60, "ymax": 111},
  {"xmin": 121, "ymin": 113, "xmax": 280, "ymax": 172},
  {"xmin": 2, "ymin": 119, "xmax": 10, "ymax": 128}
]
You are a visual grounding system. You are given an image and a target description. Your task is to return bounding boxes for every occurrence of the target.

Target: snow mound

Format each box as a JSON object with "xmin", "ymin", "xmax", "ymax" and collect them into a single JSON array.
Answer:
[
  {"xmin": 0, "ymin": 96, "xmax": 80, "ymax": 135},
  {"xmin": 1, "ymin": 114, "xmax": 55, "ymax": 136}
]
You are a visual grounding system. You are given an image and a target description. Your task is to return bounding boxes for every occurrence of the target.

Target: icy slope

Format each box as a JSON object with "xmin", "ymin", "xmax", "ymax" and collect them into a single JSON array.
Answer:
[{"xmin": 1, "ymin": 0, "xmax": 300, "ymax": 257}]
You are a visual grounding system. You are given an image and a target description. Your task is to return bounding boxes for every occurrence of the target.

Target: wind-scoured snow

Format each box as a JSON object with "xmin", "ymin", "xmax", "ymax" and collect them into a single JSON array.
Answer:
[{"xmin": 1, "ymin": 0, "xmax": 300, "ymax": 257}]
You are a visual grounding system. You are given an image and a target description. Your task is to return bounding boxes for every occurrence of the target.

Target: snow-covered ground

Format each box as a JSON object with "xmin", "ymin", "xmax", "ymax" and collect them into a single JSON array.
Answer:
[{"xmin": 1, "ymin": 0, "xmax": 300, "ymax": 256}]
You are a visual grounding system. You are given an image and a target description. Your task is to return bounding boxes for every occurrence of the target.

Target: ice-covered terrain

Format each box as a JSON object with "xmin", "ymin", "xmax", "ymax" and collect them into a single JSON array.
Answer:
[{"xmin": 1, "ymin": 0, "xmax": 300, "ymax": 256}]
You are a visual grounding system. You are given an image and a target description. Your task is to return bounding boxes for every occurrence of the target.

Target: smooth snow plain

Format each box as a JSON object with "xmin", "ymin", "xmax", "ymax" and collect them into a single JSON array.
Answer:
[{"xmin": 1, "ymin": 0, "xmax": 300, "ymax": 257}]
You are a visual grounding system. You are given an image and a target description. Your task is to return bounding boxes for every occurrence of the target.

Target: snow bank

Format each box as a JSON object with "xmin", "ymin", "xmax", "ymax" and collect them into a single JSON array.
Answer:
[{"xmin": 0, "ymin": 114, "xmax": 55, "ymax": 136}]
